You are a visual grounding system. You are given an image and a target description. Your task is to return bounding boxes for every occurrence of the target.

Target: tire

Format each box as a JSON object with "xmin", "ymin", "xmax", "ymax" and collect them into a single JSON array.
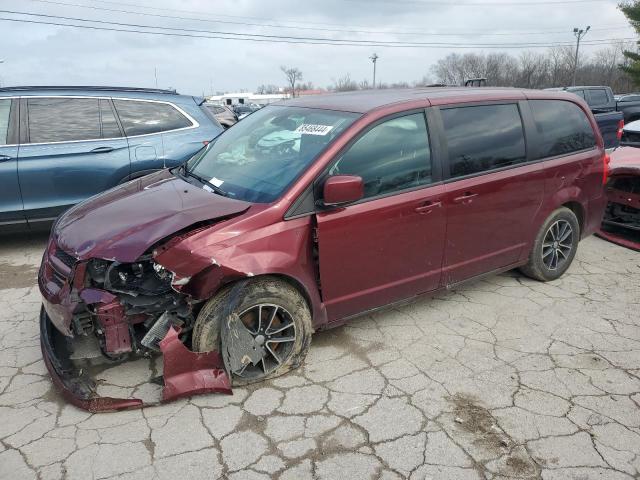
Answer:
[
  {"xmin": 520, "ymin": 207, "xmax": 580, "ymax": 282},
  {"xmin": 192, "ymin": 277, "xmax": 313, "ymax": 385}
]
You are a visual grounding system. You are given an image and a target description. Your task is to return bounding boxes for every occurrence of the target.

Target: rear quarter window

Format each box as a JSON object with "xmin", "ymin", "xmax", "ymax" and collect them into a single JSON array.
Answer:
[
  {"xmin": 0, "ymin": 99, "xmax": 10, "ymax": 145},
  {"xmin": 113, "ymin": 99, "xmax": 194, "ymax": 136},
  {"xmin": 529, "ymin": 100, "xmax": 596, "ymax": 158}
]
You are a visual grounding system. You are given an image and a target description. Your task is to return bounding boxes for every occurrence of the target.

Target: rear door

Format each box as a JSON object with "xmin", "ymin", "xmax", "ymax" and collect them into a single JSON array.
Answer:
[
  {"xmin": 112, "ymin": 98, "xmax": 196, "ymax": 174},
  {"xmin": 17, "ymin": 97, "xmax": 130, "ymax": 223},
  {"xmin": 437, "ymin": 102, "xmax": 546, "ymax": 284},
  {"xmin": 316, "ymin": 111, "xmax": 446, "ymax": 321},
  {"xmin": 528, "ymin": 99, "xmax": 601, "ymax": 211},
  {"xmin": 0, "ymin": 98, "xmax": 24, "ymax": 228}
]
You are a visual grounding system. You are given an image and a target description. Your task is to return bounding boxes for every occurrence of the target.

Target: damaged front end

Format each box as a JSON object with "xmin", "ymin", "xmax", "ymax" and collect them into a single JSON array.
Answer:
[
  {"xmin": 597, "ymin": 148, "xmax": 640, "ymax": 251},
  {"xmin": 39, "ymin": 236, "xmax": 232, "ymax": 412}
]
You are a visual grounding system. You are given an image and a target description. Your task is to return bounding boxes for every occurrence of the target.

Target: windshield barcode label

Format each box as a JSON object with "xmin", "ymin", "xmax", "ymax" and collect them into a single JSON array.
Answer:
[{"xmin": 295, "ymin": 124, "xmax": 334, "ymax": 136}]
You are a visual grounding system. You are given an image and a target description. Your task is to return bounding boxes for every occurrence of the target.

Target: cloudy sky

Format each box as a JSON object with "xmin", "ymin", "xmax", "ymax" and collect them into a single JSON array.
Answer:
[{"xmin": 0, "ymin": 0, "xmax": 634, "ymax": 94}]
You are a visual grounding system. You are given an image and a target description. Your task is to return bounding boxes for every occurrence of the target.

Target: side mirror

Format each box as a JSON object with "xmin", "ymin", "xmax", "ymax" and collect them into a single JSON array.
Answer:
[{"xmin": 323, "ymin": 175, "xmax": 364, "ymax": 206}]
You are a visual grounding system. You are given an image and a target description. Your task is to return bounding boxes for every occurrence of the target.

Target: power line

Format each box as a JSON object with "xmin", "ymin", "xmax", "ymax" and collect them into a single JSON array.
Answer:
[
  {"xmin": 1, "ymin": 9, "xmax": 635, "ymax": 48},
  {"xmin": 0, "ymin": 14, "xmax": 634, "ymax": 49},
  {"xmin": 23, "ymin": 0, "xmax": 632, "ymax": 38}
]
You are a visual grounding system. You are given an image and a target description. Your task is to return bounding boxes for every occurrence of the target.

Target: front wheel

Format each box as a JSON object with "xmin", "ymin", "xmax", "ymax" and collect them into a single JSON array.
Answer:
[
  {"xmin": 520, "ymin": 207, "xmax": 580, "ymax": 282},
  {"xmin": 192, "ymin": 277, "xmax": 313, "ymax": 385}
]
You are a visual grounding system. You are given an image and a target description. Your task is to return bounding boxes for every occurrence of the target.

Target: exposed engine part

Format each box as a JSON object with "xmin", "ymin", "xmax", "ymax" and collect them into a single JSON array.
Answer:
[
  {"xmin": 141, "ymin": 312, "xmax": 176, "ymax": 351},
  {"xmin": 72, "ymin": 312, "xmax": 94, "ymax": 336},
  {"xmin": 119, "ymin": 292, "xmax": 190, "ymax": 317},
  {"xmin": 95, "ymin": 301, "xmax": 133, "ymax": 356}
]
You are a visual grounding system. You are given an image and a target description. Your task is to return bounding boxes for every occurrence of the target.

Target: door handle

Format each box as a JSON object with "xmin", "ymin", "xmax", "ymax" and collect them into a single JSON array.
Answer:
[
  {"xmin": 0, "ymin": 155, "xmax": 12, "ymax": 162},
  {"xmin": 90, "ymin": 146, "xmax": 114, "ymax": 153},
  {"xmin": 415, "ymin": 200, "xmax": 442, "ymax": 214},
  {"xmin": 453, "ymin": 192, "xmax": 479, "ymax": 204}
]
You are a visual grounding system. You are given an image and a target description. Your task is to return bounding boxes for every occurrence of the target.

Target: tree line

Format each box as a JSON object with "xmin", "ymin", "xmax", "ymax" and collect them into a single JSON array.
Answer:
[{"xmin": 265, "ymin": 43, "xmax": 638, "ymax": 96}]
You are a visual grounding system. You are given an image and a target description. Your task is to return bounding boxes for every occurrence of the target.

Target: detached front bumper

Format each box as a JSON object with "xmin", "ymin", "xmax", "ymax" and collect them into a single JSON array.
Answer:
[{"xmin": 40, "ymin": 306, "xmax": 143, "ymax": 412}]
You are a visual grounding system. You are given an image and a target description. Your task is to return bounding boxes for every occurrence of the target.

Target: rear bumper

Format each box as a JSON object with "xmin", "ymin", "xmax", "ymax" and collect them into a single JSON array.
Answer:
[{"xmin": 40, "ymin": 306, "xmax": 143, "ymax": 412}]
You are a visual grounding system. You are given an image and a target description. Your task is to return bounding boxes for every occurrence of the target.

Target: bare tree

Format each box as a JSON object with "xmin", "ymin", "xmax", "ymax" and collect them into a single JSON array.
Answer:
[
  {"xmin": 280, "ymin": 66, "xmax": 303, "ymax": 98},
  {"xmin": 256, "ymin": 84, "xmax": 281, "ymax": 95},
  {"xmin": 331, "ymin": 74, "xmax": 359, "ymax": 92}
]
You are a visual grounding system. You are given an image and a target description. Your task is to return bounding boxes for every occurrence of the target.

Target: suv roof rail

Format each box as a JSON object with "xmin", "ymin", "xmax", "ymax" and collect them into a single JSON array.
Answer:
[{"xmin": 0, "ymin": 86, "xmax": 178, "ymax": 94}]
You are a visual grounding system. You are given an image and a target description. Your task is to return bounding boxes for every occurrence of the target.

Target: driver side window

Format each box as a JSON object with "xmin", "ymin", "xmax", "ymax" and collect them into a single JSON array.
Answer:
[{"xmin": 330, "ymin": 112, "xmax": 432, "ymax": 199}]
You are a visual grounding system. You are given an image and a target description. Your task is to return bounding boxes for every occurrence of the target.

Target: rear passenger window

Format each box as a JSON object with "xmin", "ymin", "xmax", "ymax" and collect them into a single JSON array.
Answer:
[
  {"xmin": 28, "ymin": 98, "xmax": 101, "ymax": 143},
  {"xmin": 587, "ymin": 89, "xmax": 609, "ymax": 106},
  {"xmin": 331, "ymin": 113, "xmax": 431, "ymax": 199},
  {"xmin": 530, "ymin": 100, "xmax": 596, "ymax": 158},
  {"xmin": 0, "ymin": 99, "xmax": 10, "ymax": 145},
  {"xmin": 113, "ymin": 100, "xmax": 193, "ymax": 136},
  {"xmin": 441, "ymin": 104, "xmax": 526, "ymax": 178},
  {"xmin": 100, "ymin": 100, "xmax": 122, "ymax": 138}
]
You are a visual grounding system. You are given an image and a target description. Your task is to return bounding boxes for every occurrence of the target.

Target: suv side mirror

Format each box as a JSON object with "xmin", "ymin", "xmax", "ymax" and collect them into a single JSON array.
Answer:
[{"xmin": 323, "ymin": 175, "xmax": 364, "ymax": 206}]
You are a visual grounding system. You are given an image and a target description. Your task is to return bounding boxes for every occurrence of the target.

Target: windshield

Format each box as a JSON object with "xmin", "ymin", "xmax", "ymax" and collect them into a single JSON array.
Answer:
[{"xmin": 186, "ymin": 105, "xmax": 360, "ymax": 202}]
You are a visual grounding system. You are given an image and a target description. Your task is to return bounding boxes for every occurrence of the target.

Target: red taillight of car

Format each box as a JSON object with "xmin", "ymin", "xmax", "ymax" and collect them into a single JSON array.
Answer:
[
  {"xmin": 203, "ymin": 140, "xmax": 210, "ymax": 146},
  {"xmin": 617, "ymin": 119, "xmax": 624, "ymax": 140},
  {"xmin": 602, "ymin": 152, "xmax": 611, "ymax": 185}
]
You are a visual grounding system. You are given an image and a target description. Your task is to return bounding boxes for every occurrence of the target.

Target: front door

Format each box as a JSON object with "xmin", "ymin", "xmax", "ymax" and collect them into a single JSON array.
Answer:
[
  {"xmin": 0, "ymin": 98, "xmax": 24, "ymax": 229},
  {"xmin": 316, "ymin": 112, "xmax": 446, "ymax": 322},
  {"xmin": 18, "ymin": 97, "xmax": 130, "ymax": 223},
  {"xmin": 438, "ymin": 103, "xmax": 545, "ymax": 284}
]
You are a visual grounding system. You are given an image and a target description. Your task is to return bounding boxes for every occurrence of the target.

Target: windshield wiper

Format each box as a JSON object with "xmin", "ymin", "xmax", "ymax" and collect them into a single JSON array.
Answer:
[{"xmin": 180, "ymin": 164, "xmax": 229, "ymax": 197}]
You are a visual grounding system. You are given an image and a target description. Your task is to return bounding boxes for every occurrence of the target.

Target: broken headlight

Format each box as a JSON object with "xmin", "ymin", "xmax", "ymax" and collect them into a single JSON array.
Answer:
[{"xmin": 88, "ymin": 258, "xmax": 173, "ymax": 295}]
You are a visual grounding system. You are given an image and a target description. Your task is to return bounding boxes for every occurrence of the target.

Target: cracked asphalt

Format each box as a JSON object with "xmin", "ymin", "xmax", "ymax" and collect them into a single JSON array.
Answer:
[{"xmin": 0, "ymin": 232, "xmax": 639, "ymax": 480}]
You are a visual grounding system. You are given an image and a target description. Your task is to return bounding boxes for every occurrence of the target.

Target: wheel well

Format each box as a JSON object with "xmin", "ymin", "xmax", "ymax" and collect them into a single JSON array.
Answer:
[
  {"xmin": 221, "ymin": 273, "xmax": 314, "ymax": 314},
  {"xmin": 562, "ymin": 201, "xmax": 584, "ymax": 234}
]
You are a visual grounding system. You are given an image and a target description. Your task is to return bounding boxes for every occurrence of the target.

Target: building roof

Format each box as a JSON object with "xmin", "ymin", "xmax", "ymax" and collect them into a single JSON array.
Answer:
[{"xmin": 278, "ymin": 87, "xmax": 574, "ymax": 113}]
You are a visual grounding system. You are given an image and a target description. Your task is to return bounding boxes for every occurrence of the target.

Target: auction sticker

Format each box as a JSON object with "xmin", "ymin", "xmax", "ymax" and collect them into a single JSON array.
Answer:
[{"xmin": 295, "ymin": 124, "xmax": 334, "ymax": 135}]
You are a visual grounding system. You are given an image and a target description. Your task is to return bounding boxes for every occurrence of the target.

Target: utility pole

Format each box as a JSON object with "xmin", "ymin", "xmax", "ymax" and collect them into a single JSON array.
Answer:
[
  {"xmin": 154, "ymin": 67, "xmax": 158, "ymax": 88},
  {"xmin": 370, "ymin": 53, "xmax": 379, "ymax": 89},
  {"xmin": 0, "ymin": 60, "xmax": 5, "ymax": 88},
  {"xmin": 572, "ymin": 26, "xmax": 590, "ymax": 86}
]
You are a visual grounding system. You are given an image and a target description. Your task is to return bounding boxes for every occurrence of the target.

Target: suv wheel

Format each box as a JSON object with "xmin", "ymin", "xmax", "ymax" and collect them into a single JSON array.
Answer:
[
  {"xmin": 520, "ymin": 207, "xmax": 580, "ymax": 282},
  {"xmin": 192, "ymin": 277, "xmax": 312, "ymax": 384}
]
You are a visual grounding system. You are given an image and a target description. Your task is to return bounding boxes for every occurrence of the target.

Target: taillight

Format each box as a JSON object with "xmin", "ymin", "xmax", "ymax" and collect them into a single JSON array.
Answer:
[
  {"xmin": 602, "ymin": 152, "xmax": 611, "ymax": 185},
  {"xmin": 203, "ymin": 140, "xmax": 209, "ymax": 146},
  {"xmin": 617, "ymin": 119, "xmax": 624, "ymax": 140}
]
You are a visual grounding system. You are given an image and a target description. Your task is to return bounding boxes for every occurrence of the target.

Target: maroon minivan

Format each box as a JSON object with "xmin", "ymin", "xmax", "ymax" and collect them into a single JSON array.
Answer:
[{"xmin": 39, "ymin": 88, "xmax": 608, "ymax": 410}]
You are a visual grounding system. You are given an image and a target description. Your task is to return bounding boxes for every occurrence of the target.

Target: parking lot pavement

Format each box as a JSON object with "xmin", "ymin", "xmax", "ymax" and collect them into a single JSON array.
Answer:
[{"xmin": 0, "ymin": 233, "xmax": 638, "ymax": 480}]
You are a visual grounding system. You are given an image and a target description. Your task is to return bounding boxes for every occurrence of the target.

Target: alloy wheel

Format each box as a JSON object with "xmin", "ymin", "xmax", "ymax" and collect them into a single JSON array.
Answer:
[
  {"xmin": 234, "ymin": 304, "xmax": 297, "ymax": 379},
  {"xmin": 542, "ymin": 219, "xmax": 574, "ymax": 271}
]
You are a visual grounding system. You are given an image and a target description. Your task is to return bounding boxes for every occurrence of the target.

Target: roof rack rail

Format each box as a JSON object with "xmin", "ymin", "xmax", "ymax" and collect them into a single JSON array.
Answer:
[{"xmin": 0, "ymin": 86, "xmax": 178, "ymax": 94}]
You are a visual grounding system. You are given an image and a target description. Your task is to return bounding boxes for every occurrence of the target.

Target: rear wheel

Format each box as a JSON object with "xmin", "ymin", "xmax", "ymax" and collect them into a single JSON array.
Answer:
[
  {"xmin": 520, "ymin": 207, "xmax": 580, "ymax": 282},
  {"xmin": 192, "ymin": 277, "xmax": 312, "ymax": 384}
]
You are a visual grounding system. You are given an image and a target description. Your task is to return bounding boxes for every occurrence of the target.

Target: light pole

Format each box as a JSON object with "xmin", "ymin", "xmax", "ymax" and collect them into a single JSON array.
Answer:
[
  {"xmin": 370, "ymin": 53, "xmax": 378, "ymax": 89},
  {"xmin": 0, "ymin": 60, "xmax": 5, "ymax": 88},
  {"xmin": 572, "ymin": 26, "xmax": 590, "ymax": 86}
]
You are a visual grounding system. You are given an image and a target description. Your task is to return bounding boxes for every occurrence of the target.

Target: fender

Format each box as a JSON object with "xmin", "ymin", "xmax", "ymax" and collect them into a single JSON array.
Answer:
[{"xmin": 153, "ymin": 216, "xmax": 328, "ymax": 329}]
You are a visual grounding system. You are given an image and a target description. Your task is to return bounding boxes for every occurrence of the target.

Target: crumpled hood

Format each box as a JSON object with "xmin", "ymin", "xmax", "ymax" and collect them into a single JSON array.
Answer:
[{"xmin": 54, "ymin": 170, "xmax": 250, "ymax": 262}]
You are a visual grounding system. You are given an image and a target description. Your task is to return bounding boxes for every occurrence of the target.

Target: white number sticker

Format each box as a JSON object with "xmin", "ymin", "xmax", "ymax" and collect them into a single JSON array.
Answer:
[{"xmin": 295, "ymin": 124, "xmax": 334, "ymax": 136}]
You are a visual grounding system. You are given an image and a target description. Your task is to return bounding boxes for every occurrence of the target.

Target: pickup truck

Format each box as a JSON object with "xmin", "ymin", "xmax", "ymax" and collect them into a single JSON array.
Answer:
[
  {"xmin": 615, "ymin": 93, "xmax": 640, "ymax": 123},
  {"xmin": 546, "ymin": 86, "xmax": 624, "ymax": 150}
]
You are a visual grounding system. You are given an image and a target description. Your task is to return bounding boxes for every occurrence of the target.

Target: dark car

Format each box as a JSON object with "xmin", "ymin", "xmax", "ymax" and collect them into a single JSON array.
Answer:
[
  {"xmin": 615, "ymin": 93, "xmax": 640, "ymax": 123},
  {"xmin": 39, "ymin": 87, "xmax": 608, "ymax": 410},
  {"xmin": 205, "ymin": 103, "xmax": 238, "ymax": 129},
  {"xmin": 0, "ymin": 86, "xmax": 223, "ymax": 233},
  {"xmin": 233, "ymin": 103, "xmax": 261, "ymax": 120}
]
